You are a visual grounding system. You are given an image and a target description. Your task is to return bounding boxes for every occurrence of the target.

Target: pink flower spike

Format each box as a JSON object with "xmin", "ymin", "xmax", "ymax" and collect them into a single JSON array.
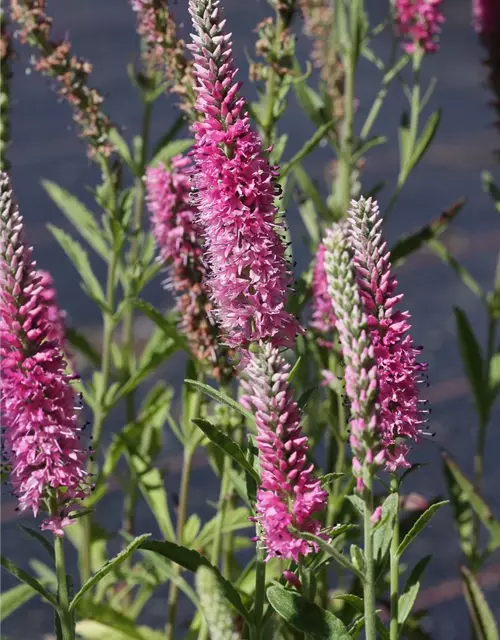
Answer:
[
  {"xmin": 188, "ymin": 0, "xmax": 301, "ymax": 348},
  {"xmin": 145, "ymin": 156, "xmax": 231, "ymax": 379},
  {"xmin": 241, "ymin": 342, "xmax": 327, "ymax": 561},
  {"xmin": 0, "ymin": 172, "xmax": 89, "ymax": 533},
  {"xmin": 394, "ymin": 0, "xmax": 444, "ymax": 54},
  {"xmin": 348, "ymin": 197, "xmax": 428, "ymax": 471},
  {"xmin": 323, "ymin": 225, "xmax": 382, "ymax": 489},
  {"xmin": 311, "ymin": 242, "xmax": 337, "ymax": 335}
]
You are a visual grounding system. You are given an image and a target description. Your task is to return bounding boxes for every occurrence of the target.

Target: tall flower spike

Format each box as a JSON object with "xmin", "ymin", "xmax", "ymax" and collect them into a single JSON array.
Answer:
[
  {"xmin": 146, "ymin": 156, "xmax": 232, "ymax": 380},
  {"xmin": 0, "ymin": 173, "xmax": 89, "ymax": 535},
  {"xmin": 310, "ymin": 241, "xmax": 337, "ymax": 336},
  {"xmin": 10, "ymin": 0, "xmax": 113, "ymax": 158},
  {"xmin": 130, "ymin": 0, "xmax": 196, "ymax": 116},
  {"xmin": 240, "ymin": 342, "xmax": 327, "ymax": 561},
  {"xmin": 394, "ymin": 0, "xmax": 444, "ymax": 54},
  {"xmin": 348, "ymin": 197, "xmax": 427, "ymax": 470},
  {"xmin": 323, "ymin": 225, "xmax": 382, "ymax": 491},
  {"xmin": 188, "ymin": 0, "xmax": 301, "ymax": 348}
]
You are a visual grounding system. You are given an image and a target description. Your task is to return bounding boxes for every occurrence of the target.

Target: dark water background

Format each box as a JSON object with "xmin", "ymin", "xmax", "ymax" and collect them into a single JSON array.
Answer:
[{"xmin": 1, "ymin": 0, "xmax": 500, "ymax": 637}]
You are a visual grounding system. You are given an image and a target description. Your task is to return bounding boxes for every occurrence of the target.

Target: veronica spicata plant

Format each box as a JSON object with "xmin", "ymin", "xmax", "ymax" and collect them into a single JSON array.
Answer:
[{"xmin": 1, "ymin": 0, "xmax": 499, "ymax": 639}]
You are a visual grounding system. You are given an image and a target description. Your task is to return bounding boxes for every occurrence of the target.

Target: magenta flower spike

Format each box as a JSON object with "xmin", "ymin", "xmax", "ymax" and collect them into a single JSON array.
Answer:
[
  {"xmin": 146, "ymin": 155, "xmax": 232, "ymax": 378},
  {"xmin": 348, "ymin": 197, "xmax": 427, "ymax": 471},
  {"xmin": 240, "ymin": 342, "xmax": 327, "ymax": 561},
  {"xmin": 0, "ymin": 173, "xmax": 88, "ymax": 535},
  {"xmin": 473, "ymin": 0, "xmax": 500, "ymax": 37},
  {"xmin": 394, "ymin": 0, "xmax": 444, "ymax": 54},
  {"xmin": 310, "ymin": 241, "xmax": 337, "ymax": 336},
  {"xmin": 187, "ymin": 0, "xmax": 300, "ymax": 348},
  {"xmin": 323, "ymin": 225, "xmax": 381, "ymax": 491}
]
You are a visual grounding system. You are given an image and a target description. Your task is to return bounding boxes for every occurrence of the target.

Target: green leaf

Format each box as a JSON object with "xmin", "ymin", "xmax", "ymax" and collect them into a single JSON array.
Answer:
[
  {"xmin": 281, "ymin": 121, "xmax": 334, "ymax": 179},
  {"xmin": 42, "ymin": 181, "xmax": 108, "ymax": 260},
  {"xmin": 442, "ymin": 453, "xmax": 475, "ymax": 558},
  {"xmin": 334, "ymin": 594, "xmax": 389, "ymax": 640},
  {"xmin": 18, "ymin": 525, "xmax": 54, "ymax": 562},
  {"xmin": 65, "ymin": 327, "xmax": 101, "ymax": 367},
  {"xmin": 461, "ymin": 566, "xmax": 499, "ymax": 640},
  {"xmin": 0, "ymin": 555, "xmax": 58, "ymax": 609},
  {"xmin": 297, "ymin": 387, "xmax": 317, "ymax": 412},
  {"xmin": 398, "ymin": 555, "xmax": 431, "ymax": 625},
  {"xmin": 193, "ymin": 419, "xmax": 259, "ymax": 482},
  {"xmin": 133, "ymin": 299, "xmax": 186, "ymax": 347},
  {"xmin": 0, "ymin": 583, "xmax": 41, "ymax": 621},
  {"xmin": 294, "ymin": 164, "xmax": 332, "ymax": 223},
  {"xmin": 482, "ymin": 171, "xmax": 500, "ymax": 214},
  {"xmin": 490, "ymin": 353, "xmax": 500, "ymax": 399},
  {"xmin": 390, "ymin": 199, "xmax": 465, "ymax": 265},
  {"xmin": 76, "ymin": 601, "xmax": 148, "ymax": 640},
  {"xmin": 396, "ymin": 501, "xmax": 448, "ymax": 557},
  {"xmin": 185, "ymin": 380, "xmax": 254, "ymax": 422},
  {"xmin": 108, "ymin": 128, "xmax": 135, "ymax": 171},
  {"xmin": 69, "ymin": 534, "xmax": 151, "ymax": 611},
  {"xmin": 150, "ymin": 138, "xmax": 194, "ymax": 167},
  {"xmin": 442, "ymin": 452, "xmax": 500, "ymax": 549},
  {"xmin": 197, "ymin": 507, "xmax": 252, "ymax": 549},
  {"xmin": 113, "ymin": 338, "xmax": 178, "ymax": 403},
  {"xmin": 429, "ymin": 239, "xmax": 485, "ymax": 301},
  {"xmin": 75, "ymin": 620, "xmax": 159, "ymax": 640},
  {"xmin": 298, "ymin": 532, "xmax": 364, "ymax": 580},
  {"xmin": 373, "ymin": 493, "xmax": 399, "ymax": 563},
  {"xmin": 139, "ymin": 540, "xmax": 251, "ymax": 625},
  {"xmin": 287, "ymin": 356, "xmax": 302, "ymax": 383},
  {"xmin": 403, "ymin": 109, "xmax": 441, "ymax": 180},
  {"xmin": 454, "ymin": 307, "xmax": 489, "ymax": 423},
  {"xmin": 267, "ymin": 584, "xmax": 352, "ymax": 639},
  {"xmin": 47, "ymin": 226, "xmax": 106, "ymax": 309},
  {"xmin": 346, "ymin": 495, "xmax": 365, "ymax": 516},
  {"xmin": 150, "ymin": 114, "xmax": 186, "ymax": 160},
  {"xmin": 352, "ymin": 135, "xmax": 387, "ymax": 163},
  {"xmin": 350, "ymin": 545, "xmax": 365, "ymax": 572}
]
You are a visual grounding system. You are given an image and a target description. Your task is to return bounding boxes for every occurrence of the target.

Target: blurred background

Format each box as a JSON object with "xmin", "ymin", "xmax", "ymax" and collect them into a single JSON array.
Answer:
[{"xmin": 1, "ymin": 0, "xmax": 499, "ymax": 637}]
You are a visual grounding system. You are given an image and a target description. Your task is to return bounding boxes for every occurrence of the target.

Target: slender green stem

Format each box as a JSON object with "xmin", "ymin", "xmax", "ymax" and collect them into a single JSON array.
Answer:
[
  {"xmin": 166, "ymin": 447, "xmax": 195, "ymax": 640},
  {"xmin": 252, "ymin": 540, "xmax": 267, "ymax": 640},
  {"xmin": 82, "ymin": 245, "xmax": 119, "ymax": 584},
  {"xmin": 390, "ymin": 474, "xmax": 400, "ymax": 640},
  {"xmin": 262, "ymin": 11, "xmax": 283, "ymax": 147},
  {"xmin": 337, "ymin": 53, "xmax": 355, "ymax": 214},
  {"xmin": 471, "ymin": 316, "xmax": 497, "ymax": 569},
  {"xmin": 363, "ymin": 472, "xmax": 376, "ymax": 640},
  {"xmin": 119, "ymin": 100, "xmax": 153, "ymax": 580},
  {"xmin": 54, "ymin": 530, "xmax": 74, "ymax": 640}
]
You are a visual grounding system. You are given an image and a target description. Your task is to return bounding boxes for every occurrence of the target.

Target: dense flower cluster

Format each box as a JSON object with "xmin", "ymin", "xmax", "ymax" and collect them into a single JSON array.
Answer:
[
  {"xmin": 10, "ymin": 0, "xmax": 112, "ymax": 157},
  {"xmin": 324, "ymin": 224, "xmax": 381, "ymax": 491},
  {"xmin": 146, "ymin": 156, "xmax": 231, "ymax": 379},
  {"xmin": 310, "ymin": 241, "xmax": 337, "ymax": 336},
  {"xmin": 348, "ymin": 197, "xmax": 427, "ymax": 470},
  {"xmin": 0, "ymin": 11, "xmax": 13, "ymax": 171},
  {"xmin": 188, "ymin": 0, "xmax": 300, "ymax": 348},
  {"xmin": 240, "ymin": 343, "xmax": 327, "ymax": 561},
  {"xmin": 298, "ymin": 0, "xmax": 345, "ymax": 129},
  {"xmin": 130, "ymin": 0, "xmax": 195, "ymax": 115},
  {"xmin": 394, "ymin": 0, "xmax": 444, "ymax": 54},
  {"xmin": 0, "ymin": 173, "xmax": 88, "ymax": 535}
]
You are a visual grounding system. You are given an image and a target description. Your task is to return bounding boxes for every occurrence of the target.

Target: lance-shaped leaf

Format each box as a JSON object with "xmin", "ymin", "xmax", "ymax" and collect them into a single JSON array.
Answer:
[
  {"xmin": 0, "ymin": 582, "xmax": 43, "ymax": 621},
  {"xmin": 397, "ymin": 501, "xmax": 448, "ymax": 557},
  {"xmin": 267, "ymin": 584, "xmax": 352, "ymax": 639},
  {"xmin": 140, "ymin": 540, "xmax": 251, "ymax": 626},
  {"xmin": 461, "ymin": 566, "xmax": 499, "ymax": 640},
  {"xmin": 185, "ymin": 379, "xmax": 254, "ymax": 422},
  {"xmin": 390, "ymin": 199, "xmax": 465, "ymax": 264},
  {"xmin": 1, "ymin": 556, "xmax": 58, "ymax": 609},
  {"xmin": 398, "ymin": 555, "xmax": 432, "ymax": 625}
]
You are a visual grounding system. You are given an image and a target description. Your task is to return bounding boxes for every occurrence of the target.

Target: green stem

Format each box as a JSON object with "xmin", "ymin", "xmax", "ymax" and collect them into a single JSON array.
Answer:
[
  {"xmin": 471, "ymin": 316, "xmax": 496, "ymax": 569},
  {"xmin": 252, "ymin": 541, "xmax": 267, "ymax": 640},
  {"xmin": 390, "ymin": 474, "xmax": 400, "ymax": 640},
  {"xmin": 119, "ymin": 100, "xmax": 153, "ymax": 583},
  {"xmin": 263, "ymin": 11, "xmax": 283, "ymax": 147},
  {"xmin": 363, "ymin": 472, "xmax": 376, "ymax": 640},
  {"xmin": 166, "ymin": 447, "xmax": 194, "ymax": 640},
  {"xmin": 54, "ymin": 530, "xmax": 74, "ymax": 640},
  {"xmin": 337, "ymin": 52, "xmax": 355, "ymax": 214},
  {"xmin": 82, "ymin": 243, "xmax": 119, "ymax": 584}
]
